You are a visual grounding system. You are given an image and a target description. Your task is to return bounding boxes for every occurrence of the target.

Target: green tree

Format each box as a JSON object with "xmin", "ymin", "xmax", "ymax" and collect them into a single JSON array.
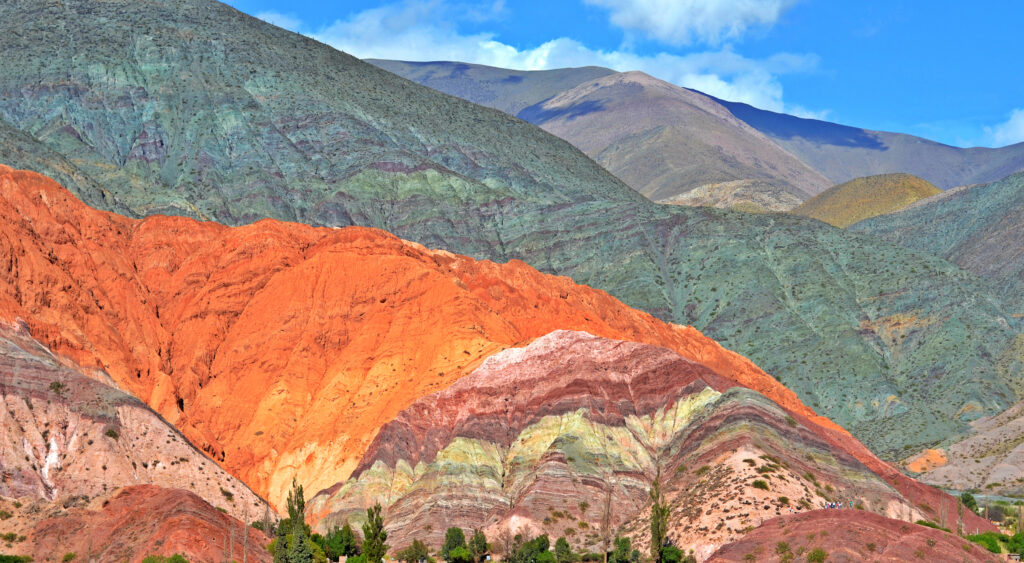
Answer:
[
  {"xmin": 362, "ymin": 504, "xmax": 389, "ymax": 563},
  {"xmin": 649, "ymin": 472, "xmax": 669, "ymax": 563},
  {"xmin": 610, "ymin": 537, "xmax": 631, "ymax": 563},
  {"xmin": 287, "ymin": 479, "xmax": 314, "ymax": 563},
  {"xmin": 443, "ymin": 527, "xmax": 468, "ymax": 561},
  {"xmin": 397, "ymin": 539, "xmax": 430, "ymax": 563},
  {"xmin": 448, "ymin": 546, "xmax": 474, "ymax": 563},
  {"xmin": 470, "ymin": 529, "xmax": 488, "ymax": 562},
  {"xmin": 554, "ymin": 537, "xmax": 573, "ymax": 563},
  {"xmin": 659, "ymin": 546, "xmax": 683, "ymax": 563},
  {"xmin": 961, "ymin": 492, "xmax": 979, "ymax": 513},
  {"xmin": 324, "ymin": 523, "xmax": 360, "ymax": 558}
]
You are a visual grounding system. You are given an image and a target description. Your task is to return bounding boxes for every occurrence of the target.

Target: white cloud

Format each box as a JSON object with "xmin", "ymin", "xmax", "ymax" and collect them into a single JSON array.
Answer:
[
  {"xmin": 310, "ymin": 1, "xmax": 819, "ymax": 113},
  {"xmin": 985, "ymin": 108, "xmax": 1024, "ymax": 147},
  {"xmin": 255, "ymin": 11, "xmax": 303, "ymax": 32},
  {"xmin": 583, "ymin": 0, "xmax": 799, "ymax": 46}
]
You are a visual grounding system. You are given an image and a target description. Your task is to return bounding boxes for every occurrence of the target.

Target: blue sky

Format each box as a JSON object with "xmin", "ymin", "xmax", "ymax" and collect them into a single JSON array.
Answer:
[{"xmin": 225, "ymin": 0, "xmax": 1024, "ymax": 147}]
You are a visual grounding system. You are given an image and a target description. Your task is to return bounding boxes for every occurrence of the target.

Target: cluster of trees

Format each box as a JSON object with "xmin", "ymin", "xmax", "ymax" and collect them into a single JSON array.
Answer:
[{"xmin": 269, "ymin": 480, "xmax": 388, "ymax": 563}]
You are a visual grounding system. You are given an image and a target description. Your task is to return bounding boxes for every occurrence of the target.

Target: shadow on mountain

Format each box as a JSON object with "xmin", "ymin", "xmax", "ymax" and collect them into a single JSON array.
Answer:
[
  {"xmin": 518, "ymin": 99, "xmax": 606, "ymax": 124},
  {"xmin": 710, "ymin": 94, "xmax": 888, "ymax": 151}
]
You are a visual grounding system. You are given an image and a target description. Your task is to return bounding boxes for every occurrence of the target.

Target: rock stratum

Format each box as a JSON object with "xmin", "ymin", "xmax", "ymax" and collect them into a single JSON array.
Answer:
[
  {"xmin": 0, "ymin": 164, "xmax": 832, "ymax": 509},
  {"xmin": 792, "ymin": 173, "xmax": 941, "ymax": 228},
  {"xmin": 308, "ymin": 331, "xmax": 993, "ymax": 558},
  {"xmin": 0, "ymin": 0, "xmax": 1021, "ymax": 461}
]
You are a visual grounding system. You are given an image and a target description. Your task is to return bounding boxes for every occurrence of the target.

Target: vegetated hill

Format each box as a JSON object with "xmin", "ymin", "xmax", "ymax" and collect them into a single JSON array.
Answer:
[
  {"xmin": 850, "ymin": 172, "xmax": 1024, "ymax": 313},
  {"xmin": 515, "ymin": 72, "xmax": 831, "ymax": 209},
  {"xmin": 0, "ymin": 165, "xmax": 835, "ymax": 509},
  {"xmin": 904, "ymin": 399, "xmax": 1024, "ymax": 498},
  {"xmin": 0, "ymin": 0, "xmax": 1020, "ymax": 462},
  {"xmin": 369, "ymin": 59, "xmax": 615, "ymax": 115},
  {"xmin": 0, "ymin": 320, "xmax": 269, "ymax": 524},
  {"xmin": 791, "ymin": 173, "xmax": 941, "ymax": 228},
  {"xmin": 308, "ymin": 331, "xmax": 994, "ymax": 559},
  {"xmin": 708, "ymin": 510, "xmax": 996, "ymax": 562},
  {"xmin": 2, "ymin": 485, "xmax": 270, "ymax": 562},
  {"xmin": 713, "ymin": 95, "xmax": 1024, "ymax": 189}
]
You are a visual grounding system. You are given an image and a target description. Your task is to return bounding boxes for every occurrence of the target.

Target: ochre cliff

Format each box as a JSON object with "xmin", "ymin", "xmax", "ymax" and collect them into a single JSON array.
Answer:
[{"xmin": 0, "ymin": 164, "xmax": 834, "ymax": 508}]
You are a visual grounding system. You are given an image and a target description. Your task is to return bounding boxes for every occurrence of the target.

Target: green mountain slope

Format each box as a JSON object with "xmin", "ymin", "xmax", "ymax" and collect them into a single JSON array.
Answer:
[
  {"xmin": 851, "ymin": 172, "xmax": 1024, "ymax": 313},
  {"xmin": 0, "ymin": 0, "xmax": 1020, "ymax": 458},
  {"xmin": 793, "ymin": 173, "xmax": 941, "ymax": 228}
]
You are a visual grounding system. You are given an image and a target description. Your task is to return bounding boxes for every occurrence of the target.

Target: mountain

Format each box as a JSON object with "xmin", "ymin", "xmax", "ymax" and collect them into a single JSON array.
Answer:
[
  {"xmin": 308, "ymin": 331, "xmax": 994, "ymax": 558},
  {"xmin": 516, "ymin": 72, "xmax": 832, "ymax": 209},
  {"xmin": 0, "ymin": 320, "xmax": 268, "ymax": 524},
  {"xmin": 371, "ymin": 62, "xmax": 831, "ymax": 210},
  {"xmin": 708, "ymin": 511, "xmax": 995, "ymax": 562},
  {"xmin": 714, "ymin": 96, "xmax": 1024, "ymax": 189},
  {"xmin": 850, "ymin": 172, "xmax": 1024, "ymax": 312},
  {"xmin": 0, "ymin": 0, "xmax": 1020, "ymax": 462},
  {"xmin": 792, "ymin": 173, "xmax": 941, "ymax": 228},
  {"xmin": 368, "ymin": 59, "xmax": 616, "ymax": 115},
  {"xmin": 0, "ymin": 165, "xmax": 836, "ymax": 509}
]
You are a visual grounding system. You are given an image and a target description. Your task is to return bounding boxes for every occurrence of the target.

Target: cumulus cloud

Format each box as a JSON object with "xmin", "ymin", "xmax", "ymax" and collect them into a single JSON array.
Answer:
[
  {"xmin": 583, "ymin": 0, "xmax": 799, "ymax": 46},
  {"xmin": 255, "ymin": 11, "xmax": 303, "ymax": 32},
  {"xmin": 310, "ymin": 1, "xmax": 819, "ymax": 112},
  {"xmin": 985, "ymin": 109, "xmax": 1024, "ymax": 147}
]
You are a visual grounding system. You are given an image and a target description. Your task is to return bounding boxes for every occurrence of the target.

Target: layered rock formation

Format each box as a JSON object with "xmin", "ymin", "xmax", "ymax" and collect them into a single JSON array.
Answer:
[
  {"xmin": 792, "ymin": 173, "xmax": 941, "ymax": 228},
  {"xmin": 308, "ymin": 332, "xmax": 993, "ymax": 557},
  {"xmin": 0, "ymin": 0, "xmax": 1020, "ymax": 460},
  {"xmin": 708, "ymin": 510, "xmax": 996, "ymax": 562},
  {"xmin": 0, "ymin": 320, "xmax": 268, "ymax": 523},
  {"xmin": 0, "ymin": 165, "xmax": 830, "ymax": 509},
  {"xmin": 0, "ymin": 485, "xmax": 270, "ymax": 563}
]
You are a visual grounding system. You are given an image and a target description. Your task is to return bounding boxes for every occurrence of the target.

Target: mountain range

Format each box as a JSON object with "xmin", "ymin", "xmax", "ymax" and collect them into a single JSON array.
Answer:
[
  {"xmin": 0, "ymin": 0, "xmax": 1020, "ymax": 463},
  {"xmin": 0, "ymin": 0, "xmax": 1020, "ymax": 559},
  {"xmin": 375, "ymin": 59, "xmax": 1024, "ymax": 202}
]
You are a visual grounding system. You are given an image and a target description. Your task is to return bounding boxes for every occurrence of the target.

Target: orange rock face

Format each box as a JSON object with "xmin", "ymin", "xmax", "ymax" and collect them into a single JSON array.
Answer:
[{"xmin": 0, "ymin": 165, "xmax": 854, "ymax": 507}]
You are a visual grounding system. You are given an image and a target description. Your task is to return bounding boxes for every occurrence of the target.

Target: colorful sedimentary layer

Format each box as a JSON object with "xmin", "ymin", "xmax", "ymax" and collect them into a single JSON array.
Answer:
[
  {"xmin": 0, "ymin": 165, "xmax": 825, "ymax": 508},
  {"xmin": 308, "ymin": 332, "xmax": 994, "ymax": 557}
]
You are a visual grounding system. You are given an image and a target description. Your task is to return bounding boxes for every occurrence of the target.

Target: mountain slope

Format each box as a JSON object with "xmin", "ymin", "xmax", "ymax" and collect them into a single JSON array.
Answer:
[
  {"xmin": 850, "ymin": 172, "xmax": 1024, "ymax": 312},
  {"xmin": 0, "ymin": 320, "xmax": 269, "ymax": 524},
  {"xmin": 516, "ymin": 72, "xmax": 831, "ymax": 209},
  {"xmin": 308, "ymin": 331, "xmax": 994, "ymax": 557},
  {"xmin": 0, "ymin": 0, "xmax": 1020, "ymax": 461},
  {"xmin": 714, "ymin": 96, "xmax": 1024, "ymax": 189},
  {"xmin": 368, "ymin": 59, "xmax": 615, "ymax": 115},
  {"xmin": 792, "ymin": 173, "xmax": 941, "ymax": 228},
  {"xmin": 0, "ymin": 165, "xmax": 835, "ymax": 509}
]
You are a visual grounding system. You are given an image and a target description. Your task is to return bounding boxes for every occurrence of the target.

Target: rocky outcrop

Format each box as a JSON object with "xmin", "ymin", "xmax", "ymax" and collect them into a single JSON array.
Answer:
[
  {"xmin": 0, "ymin": 0, "xmax": 1020, "ymax": 461},
  {"xmin": 308, "ymin": 332, "xmax": 993, "ymax": 557},
  {"xmin": 0, "ymin": 485, "xmax": 270, "ymax": 563},
  {"xmin": 0, "ymin": 321, "xmax": 268, "ymax": 523},
  {"xmin": 708, "ymin": 510, "xmax": 996, "ymax": 562},
  {"xmin": 0, "ymin": 165, "xmax": 828, "ymax": 509}
]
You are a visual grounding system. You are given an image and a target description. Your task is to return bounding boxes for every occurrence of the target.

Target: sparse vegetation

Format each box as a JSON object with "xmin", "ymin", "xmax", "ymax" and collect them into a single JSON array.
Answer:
[
  {"xmin": 104, "ymin": 428, "xmax": 119, "ymax": 440},
  {"xmin": 806, "ymin": 548, "xmax": 828, "ymax": 562},
  {"xmin": 751, "ymin": 480, "xmax": 769, "ymax": 490}
]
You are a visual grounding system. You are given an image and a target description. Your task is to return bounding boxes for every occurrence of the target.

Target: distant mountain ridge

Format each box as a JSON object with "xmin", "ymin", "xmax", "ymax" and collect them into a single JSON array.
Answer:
[{"xmin": 374, "ymin": 60, "xmax": 1024, "ymax": 192}]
